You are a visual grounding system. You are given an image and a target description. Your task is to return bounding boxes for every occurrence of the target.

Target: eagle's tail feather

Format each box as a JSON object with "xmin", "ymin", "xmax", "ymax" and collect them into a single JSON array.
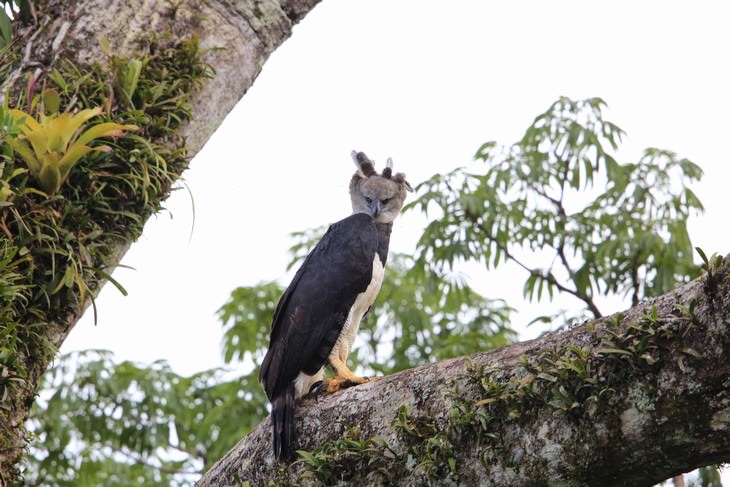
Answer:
[{"xmin": 271, "ymin": 382, "xmax": 296, "ymax": 461}]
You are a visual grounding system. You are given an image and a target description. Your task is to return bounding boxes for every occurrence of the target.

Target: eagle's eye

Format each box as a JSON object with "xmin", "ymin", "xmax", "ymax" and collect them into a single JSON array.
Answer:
[
  {"xmin": 364, "ymin": 197, "xmax": 373, "ymax": 204},
  {"xmin": 380, "ymin": 198, "xmax": 391, "ymax": 205}
]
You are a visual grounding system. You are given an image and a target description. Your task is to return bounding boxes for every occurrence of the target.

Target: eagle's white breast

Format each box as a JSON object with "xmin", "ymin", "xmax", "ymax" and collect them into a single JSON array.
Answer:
[{"xmin": 333, "ymin": 253, "xmax": 385, "ymax": 362}]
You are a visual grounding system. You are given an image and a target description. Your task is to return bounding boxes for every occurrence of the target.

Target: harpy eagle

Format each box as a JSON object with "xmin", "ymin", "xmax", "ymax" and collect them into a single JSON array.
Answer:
[{"xmin": 259, "ymin": 151, "xmax": 412, "ymax": 460}]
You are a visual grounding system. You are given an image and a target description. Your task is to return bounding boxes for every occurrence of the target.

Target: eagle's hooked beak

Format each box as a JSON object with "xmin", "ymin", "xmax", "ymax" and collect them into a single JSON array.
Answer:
[{"xmin": 370, "ymin": 199, "xmax": 382, "ymax": 218}]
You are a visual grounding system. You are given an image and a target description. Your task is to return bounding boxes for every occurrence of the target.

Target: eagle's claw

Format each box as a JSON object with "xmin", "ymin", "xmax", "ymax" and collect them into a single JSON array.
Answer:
[
  {"xmin": 307, "ymin": 375, "xmax": 378, "ymax": 396},
  {"xmin": 308, "ymin": 380, "xmax": 326, "ymax": 396}
]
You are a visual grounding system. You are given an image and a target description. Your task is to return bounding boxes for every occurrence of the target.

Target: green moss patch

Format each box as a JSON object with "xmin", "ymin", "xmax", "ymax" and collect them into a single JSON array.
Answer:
[{"xmin": 0, "ymin": 33, "xmax": 212, "ymax": 479}]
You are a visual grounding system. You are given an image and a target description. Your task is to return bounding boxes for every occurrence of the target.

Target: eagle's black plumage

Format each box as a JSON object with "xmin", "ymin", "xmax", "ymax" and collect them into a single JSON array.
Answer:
[{"xmin": 259, "ymin": 213, "xmax": 387, "ymax": 460}]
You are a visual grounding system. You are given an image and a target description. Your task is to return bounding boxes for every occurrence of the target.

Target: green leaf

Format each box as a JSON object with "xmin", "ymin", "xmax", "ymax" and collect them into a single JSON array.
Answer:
[
  {"xmin": 0, "ymin": 10, "xmax": 11, "ymax": 48},
  {"xmin": 596, "ymin": 347, "xmax": 632, "ymax": 356},
  {"xmin": 43, "ymin": 89, "xmax": 61, "ymax": 114},
  {"xmin": 99, "ymin": 36, "xmax": 111, "ymax": 56},
  {"xmin": 695, "ymin": 247, "xmax": 709, "ymax": 266},
  {"xmin": 297, "ymin": 450, "xmax": 319, "ymax": 467},
  {"xmin": 48, "ymin": 69, "xmax": 68, "ymax": 92},
  {"xmin": 96, "ymin": 270, "xmax": 128, "ymax": 296},
  {"xmin": 681, "ymin": 347, "xmax": 701, "ymax": 359},
  {"xmin": 684, "ymin": 188, "xmax": 704, "ymax": 211}
]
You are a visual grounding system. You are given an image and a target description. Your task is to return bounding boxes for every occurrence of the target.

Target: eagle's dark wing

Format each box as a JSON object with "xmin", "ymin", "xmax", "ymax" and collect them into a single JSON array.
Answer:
[
  {"xmin": 260, "ymin": 212, "xmax": 377, "ymax": 399},
  {"xmin": 259, "ymin": 213, "xmax": 377, "ymax": 460}
]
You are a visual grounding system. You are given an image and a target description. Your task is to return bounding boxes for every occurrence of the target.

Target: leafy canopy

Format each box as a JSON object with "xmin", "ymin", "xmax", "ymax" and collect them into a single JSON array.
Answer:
[
  {"xmin": 25, "ymin": 350, "xmax": 263, "ymax": 487},
  {"xmin": 22, "ymin": 97, "xmax": 704, "ymax": 486},
  {"xmin": 409, "ymin": 97, "xmax": 702, "ymax": 324}
]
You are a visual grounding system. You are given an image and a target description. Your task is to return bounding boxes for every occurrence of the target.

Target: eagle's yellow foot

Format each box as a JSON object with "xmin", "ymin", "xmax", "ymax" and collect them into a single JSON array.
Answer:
[
  {"xmin": 305, "ymin": 356, "xmax": 383, "ymax": 395},
  {"xmin": 308, "ymin": 375, "xmax": 378, "ymax": 395},
  {"xmin": 326, "ymin": 375, "xmax": 369, "ymax": 393}
]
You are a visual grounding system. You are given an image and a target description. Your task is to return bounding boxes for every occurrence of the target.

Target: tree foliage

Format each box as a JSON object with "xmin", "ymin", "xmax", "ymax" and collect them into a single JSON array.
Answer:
[
  {"xmin": 22, "ymin": 97, "xmax": 710, "ymax": 486},
  {"xmin": 24, "ymin": 350, "xmax": 265, "ymax": 487},
  {"xmin": 410, "ymin": 97, "xmax": 702, "ymax": 325}
]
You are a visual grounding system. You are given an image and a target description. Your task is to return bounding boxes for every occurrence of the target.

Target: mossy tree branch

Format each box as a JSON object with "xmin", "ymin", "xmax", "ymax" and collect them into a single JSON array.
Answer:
[
  {"xmin": 199, "ymin": 255, "xmax": 730, "ymax": 487},
  {"xmin": 0, "ymin": 0, "xmax": 321, "ymax": 483}
]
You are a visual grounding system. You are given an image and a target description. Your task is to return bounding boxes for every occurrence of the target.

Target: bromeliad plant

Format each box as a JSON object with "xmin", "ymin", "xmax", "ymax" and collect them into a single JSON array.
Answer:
[{"xmin": 6, "ymin": 91, "xmax": 137, "ymax": 195}]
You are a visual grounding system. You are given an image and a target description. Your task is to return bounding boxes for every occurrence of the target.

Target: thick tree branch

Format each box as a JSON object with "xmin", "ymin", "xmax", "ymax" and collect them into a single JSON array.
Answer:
[{"xmin": 199, "ymin": 256, "xmax": 730, "ymax": 486}]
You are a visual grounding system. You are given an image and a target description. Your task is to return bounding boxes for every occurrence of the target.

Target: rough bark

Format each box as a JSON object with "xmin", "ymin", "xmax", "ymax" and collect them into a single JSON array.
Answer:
[
  {"xmin": 198, "ymin": 257, "xmax": 730, "ymax": 487},
  {"xmin": 0, "ymin": 0, "xmax": 320, "ymax": 483}
]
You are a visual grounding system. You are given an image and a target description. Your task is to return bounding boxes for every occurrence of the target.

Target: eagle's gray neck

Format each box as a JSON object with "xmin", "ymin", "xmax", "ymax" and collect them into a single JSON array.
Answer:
[{"xmin": 375, "ymin": 222, "xmax": 392, "ymax": 266}]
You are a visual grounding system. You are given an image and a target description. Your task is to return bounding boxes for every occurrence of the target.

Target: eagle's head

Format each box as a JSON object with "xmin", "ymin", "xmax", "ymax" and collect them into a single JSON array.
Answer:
[{"xmin": 349, "ymin": 151, "xmax": 412, "ymax": 224}]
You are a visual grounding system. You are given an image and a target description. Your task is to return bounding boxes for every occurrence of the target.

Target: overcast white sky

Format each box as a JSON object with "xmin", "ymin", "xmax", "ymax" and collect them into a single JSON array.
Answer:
[{"xmin": 61, "ymin": 0, "xmax": 728, "ymax": 416}]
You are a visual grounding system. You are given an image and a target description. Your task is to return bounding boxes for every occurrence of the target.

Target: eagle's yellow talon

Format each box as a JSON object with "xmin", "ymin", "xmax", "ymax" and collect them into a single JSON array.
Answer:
[{"xmin": 317, "ymin": 374, "xmax": 381, "ymax": 393}]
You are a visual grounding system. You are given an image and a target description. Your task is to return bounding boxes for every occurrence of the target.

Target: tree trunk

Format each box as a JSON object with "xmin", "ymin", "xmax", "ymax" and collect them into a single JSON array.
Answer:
[
  {"xmin": 0, "ymin": 0, "xmax": 320, "ymax": 483},
  {"xmin": 198, "ymin": 257, "xmax": 730, "ymax": 487}
]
